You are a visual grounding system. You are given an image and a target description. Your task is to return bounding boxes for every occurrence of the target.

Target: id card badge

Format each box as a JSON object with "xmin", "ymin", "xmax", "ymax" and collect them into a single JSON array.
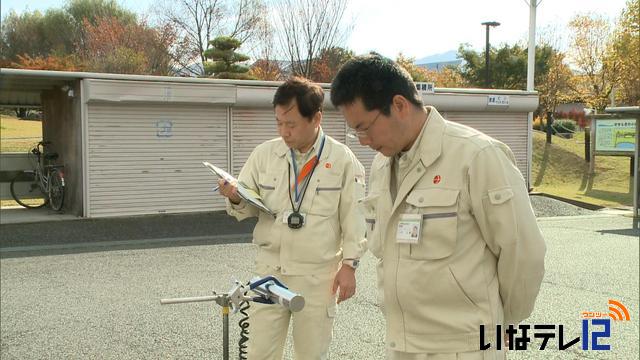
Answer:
[{"xmin": 396, "ymin": 214, "xmax": 422, "ymax": 244}]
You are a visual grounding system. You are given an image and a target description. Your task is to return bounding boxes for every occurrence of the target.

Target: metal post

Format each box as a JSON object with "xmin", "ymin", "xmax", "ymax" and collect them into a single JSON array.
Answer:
[
  {"xmin": 526, "ymin": 1, "xmax": 538, "ymax": 191},
  {"xmin": 481, "ymin": 21, "xmax": 500, "ymax": 89},
  {"xmin": 223, "ymin": 306, "xmax": 229, "ymax": 360},
  {"xmin": 526, "ymin": 1, "xmax": 537, "ymax": 93},
  {"xmin": 634, "ymin": 116, "xmax": 639, "ymax": 229},
  {"xmin": 589, "ymin": 121, "xmax": 596, "ymax": 175},
  {"xmin": 585, "ymin": 127, "xmax": 590, "ymax": 163},
  {"xmin": 485, "ymin": 25, "xmax": 490, "ymax": 88}
]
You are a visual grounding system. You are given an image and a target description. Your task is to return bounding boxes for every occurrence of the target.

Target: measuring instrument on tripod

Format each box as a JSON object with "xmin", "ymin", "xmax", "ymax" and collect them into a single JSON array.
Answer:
[{"xmin": 160, "ymin": 276, "xmax": 305, "ymax": 360}]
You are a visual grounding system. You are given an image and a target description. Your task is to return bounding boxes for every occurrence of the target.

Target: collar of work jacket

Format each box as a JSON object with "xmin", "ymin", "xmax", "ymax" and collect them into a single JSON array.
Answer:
[{"xmin": 373, "ymin": 106, "xmax": 446, "ymax": 215}]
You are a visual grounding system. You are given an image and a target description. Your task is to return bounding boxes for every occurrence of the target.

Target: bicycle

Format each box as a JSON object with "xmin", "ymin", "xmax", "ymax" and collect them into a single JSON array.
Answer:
[{"xmin": 10, "ymin": 141, "xmax": 66, "ymax": 211}]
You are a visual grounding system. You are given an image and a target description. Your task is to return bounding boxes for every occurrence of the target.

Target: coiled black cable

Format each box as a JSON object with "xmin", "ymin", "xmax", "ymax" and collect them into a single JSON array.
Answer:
[{"xmin": 238, "ymin": 301, "xmax": 250, "ymax": 360}]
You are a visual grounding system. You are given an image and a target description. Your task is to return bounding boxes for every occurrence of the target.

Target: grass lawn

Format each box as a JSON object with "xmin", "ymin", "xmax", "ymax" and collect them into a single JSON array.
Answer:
[
  {"xmin": 1, "ymin": 114, "xmax": 43, "ymax": 208},
  {"xmin": 1, "ymin": 114, "xmax": 43, "ymax": 152},
  {"xmin": 531, "ymin": 130, "xmax": 634, "ymax": 208}
]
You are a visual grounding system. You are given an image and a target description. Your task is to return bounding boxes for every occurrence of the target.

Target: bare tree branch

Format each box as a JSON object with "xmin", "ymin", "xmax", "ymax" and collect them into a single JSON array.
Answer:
[
  {"xmin": 272, "ymin": 0, "xmax": 351, "ymax": 79},
  {"xmin": 153, "ymin": 0, "xmax": 265, "ymax": 76}
]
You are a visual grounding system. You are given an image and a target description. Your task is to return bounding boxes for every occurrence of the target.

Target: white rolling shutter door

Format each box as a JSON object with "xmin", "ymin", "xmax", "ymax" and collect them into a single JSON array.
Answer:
[
  {"xmin": 320, "ymin": 111, "xmax": 346, "ymax": 143},
  {"xmin": 443, "ymin": 112, "xmax": 529, "ymax": 181},
  {"xmin": 323, "ymin": 111, "xmax": 380, "ymax": 180},
  {"xmin": 87, "ymin": 104, "xmax": 228, "ymax": 217},
  {"xmin": 347, "ymin": 138, "xmax": 377, "ymax": 177},
  {"xmin": 230, "ymin": 108, "xmax": 279, "ymax": 177}
]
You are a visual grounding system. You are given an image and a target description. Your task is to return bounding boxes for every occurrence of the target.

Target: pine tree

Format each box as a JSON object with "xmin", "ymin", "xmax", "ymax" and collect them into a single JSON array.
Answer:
[{"xmin": 203, "ymin": 36, "xmax": 253, "ymax": 79}]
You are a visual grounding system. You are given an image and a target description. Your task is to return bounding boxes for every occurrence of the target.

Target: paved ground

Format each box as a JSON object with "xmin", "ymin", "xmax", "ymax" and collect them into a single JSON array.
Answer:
[{"xmin": 1, "ymin": 213, "xmax": 638, "ymax": 359}]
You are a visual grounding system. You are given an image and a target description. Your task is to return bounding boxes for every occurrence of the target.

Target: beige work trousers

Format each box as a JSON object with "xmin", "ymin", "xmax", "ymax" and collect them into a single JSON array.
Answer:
[
  {"xmin": 247, "ymin": 266, "xmax": 337, "ymax": 360},
  {"xmin": 388, "ymin": 349, "xmax": 506, "ymax": 360}
]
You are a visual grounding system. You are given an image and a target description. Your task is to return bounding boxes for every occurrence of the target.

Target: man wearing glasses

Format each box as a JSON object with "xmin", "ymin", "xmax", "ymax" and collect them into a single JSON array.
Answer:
[
  {"xmin": 217, "ymin": 77, "xmax": 366, "ymax": 360},
  {"xmin": 331, "ymin": 53, "xmax": 545, "ymax": 360}
]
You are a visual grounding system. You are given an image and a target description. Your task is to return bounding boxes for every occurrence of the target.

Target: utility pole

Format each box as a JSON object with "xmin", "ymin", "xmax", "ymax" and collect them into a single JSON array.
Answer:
[
  {"xmin": 481, "ymin": 21, "xmax": 500, "ymax": 88},
  {"xmin": 525, "ymin": 0, "xmax": 541, "ymax": 190}
]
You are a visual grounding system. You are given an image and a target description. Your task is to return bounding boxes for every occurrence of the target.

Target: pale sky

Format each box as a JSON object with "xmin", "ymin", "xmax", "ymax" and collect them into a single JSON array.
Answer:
[{"xmin": 1, "ymin": 0, "xmax": 628, "ymax": 60}]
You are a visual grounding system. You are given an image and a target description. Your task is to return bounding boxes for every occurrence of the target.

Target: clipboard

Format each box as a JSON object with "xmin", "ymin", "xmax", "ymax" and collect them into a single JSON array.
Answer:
[{"xmin": 202, "ymin": 161, "xmax": 276, "ymax": 217}]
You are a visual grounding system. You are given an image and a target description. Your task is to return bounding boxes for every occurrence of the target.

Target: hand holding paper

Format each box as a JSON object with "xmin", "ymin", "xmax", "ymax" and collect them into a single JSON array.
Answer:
[
  {"xmin": 203, "ymin": 161, "xmax": 276, "ymax": 217},
  {"xmin": 217, "ymin": 178, "xmax": 242, "ymax": 204}
]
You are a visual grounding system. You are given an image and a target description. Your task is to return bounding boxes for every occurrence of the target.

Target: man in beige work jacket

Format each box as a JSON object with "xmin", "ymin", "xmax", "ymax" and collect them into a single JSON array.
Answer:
[
  {"xmin": 217, "ymin": 77, "xmax": 366, "ymax": 360},
  {"xmin": 331, "ymin": 53, "xmax": 546, "ymax": 360}
]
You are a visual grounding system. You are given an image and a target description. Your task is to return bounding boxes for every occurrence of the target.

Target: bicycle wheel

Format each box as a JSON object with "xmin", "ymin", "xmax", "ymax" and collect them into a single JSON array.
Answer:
[
  {"xmin": 48, "ymin": 169, "xmax": 65, "ymax": 211},
  {"xmin": 10, "ymin": 171, "xmax": 48, "ymax": 209}
]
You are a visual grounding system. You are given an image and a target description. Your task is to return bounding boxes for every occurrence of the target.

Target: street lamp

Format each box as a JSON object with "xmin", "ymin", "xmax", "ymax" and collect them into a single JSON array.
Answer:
[{"xmin": 481, "ymin": 21, "xmax": 500, "ymax": 88}]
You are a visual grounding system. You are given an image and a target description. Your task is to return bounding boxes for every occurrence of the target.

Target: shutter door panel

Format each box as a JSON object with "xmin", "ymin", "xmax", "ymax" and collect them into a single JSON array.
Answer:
[
  {"xmin": 87, "ymin": 104, "xmax": 228, "ymax": 217},
  {"xmin": 443, "ymin": 112, "xmax": 529, "ymax": 181},
  {"xmin": 231, "ymin": 108, "xmax": 279, "ymax": 177},
  {"xmin": 320, "ymin": 111, "xmax": 346, "ymax": 143},
  {"xmin": 347, "ymin": 138, "xmax": 378, "ymax": 178},
  {"xmin": 324, "ymin": 110, "xmax": 379, "ymax": 182}
]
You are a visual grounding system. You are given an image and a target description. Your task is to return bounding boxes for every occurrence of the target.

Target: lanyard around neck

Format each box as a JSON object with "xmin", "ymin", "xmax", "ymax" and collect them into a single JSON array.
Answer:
[{"xmin": 288, "ymin": 134, "xmax": 326, "ymax": 210}]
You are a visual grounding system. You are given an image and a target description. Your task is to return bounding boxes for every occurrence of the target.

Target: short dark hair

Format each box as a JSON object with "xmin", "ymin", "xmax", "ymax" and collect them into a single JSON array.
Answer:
[
  {"xmin": 330, "ymin": 52, "xmax": 423, "ymax": 115},
  {"xmin": 273, "ymin": 76, "xmax": 324, "ymax": 120}
]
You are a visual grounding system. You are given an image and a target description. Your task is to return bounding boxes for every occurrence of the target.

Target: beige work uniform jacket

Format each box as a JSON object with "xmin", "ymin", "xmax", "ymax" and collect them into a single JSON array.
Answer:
[
  {"xmin": 361, "ymin": 107, "xmax": 546, "ymax": 353},
  {"xmin": 227, "ymin": 131, "xmax": 367, "ymax": 275}
]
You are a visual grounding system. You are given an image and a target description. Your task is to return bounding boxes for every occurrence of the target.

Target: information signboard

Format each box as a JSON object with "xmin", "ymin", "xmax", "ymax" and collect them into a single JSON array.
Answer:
[{"xmin": 594, "ymin": 118, "xmax": 636, "ymax": 154}]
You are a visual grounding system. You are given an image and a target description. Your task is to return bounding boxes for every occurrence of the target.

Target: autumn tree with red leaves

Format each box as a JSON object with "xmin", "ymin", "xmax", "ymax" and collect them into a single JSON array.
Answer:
[
  {"xmin": 81, "ymin": 16, "xmax": 175, "ymax": 75},
  {"xmin": 12, "ymin": 54, "xmax": 82, "ymax": 71},
  {"xmin": 309, "ymin": 47, "xmax": 353, "ymax": 83}
]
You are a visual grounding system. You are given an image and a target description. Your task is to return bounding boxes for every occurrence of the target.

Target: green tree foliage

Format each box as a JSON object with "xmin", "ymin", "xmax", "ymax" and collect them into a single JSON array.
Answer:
[
  {"xmin": 65, "ymin": 0, "xmax": 137, "ymax": 27},
  {"xmin": 1, "ymin": 0, "xmax": 178, "ymax": 75},
  {"xmin": 41, "ymin": 9, "xmax": 77, "ymax": 55},
  {"xmin": 1, "ymin": 0, "xmax": 137, "ymax": 63},
  {"xmin": 457, "ymin": 43, "xmax": 556, "ymax": 90},
  {"xmin": 0, "ymin": 10, "xmax": 75, "ymax": 63},
  {"xmin": 203, "ymin": 36, "xmax": 252, "ymax": 79}
]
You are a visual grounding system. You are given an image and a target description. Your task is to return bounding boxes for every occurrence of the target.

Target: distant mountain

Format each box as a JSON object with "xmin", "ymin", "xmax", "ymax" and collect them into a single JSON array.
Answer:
[{"xmin": 415, "ymin": 50, "xmax": 458, "ymax": 65}]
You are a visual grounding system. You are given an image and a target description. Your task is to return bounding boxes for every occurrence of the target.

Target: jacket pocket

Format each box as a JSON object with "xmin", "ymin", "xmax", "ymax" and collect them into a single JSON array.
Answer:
[
  {"xmin": 405, "ymin": 188, "xmax": 459, "ymax": 260},
  {"xmin": 307, "ymin": 172, "xmax": 342, "ymax": 216},
  {"xmin": 258, "ymin": 171, "xmax": 280, "ymax": 210},
  {"xmin": 483, "ymin": 186, "xmax": 518, "ymax": 245},
  {"xmin": 359, "ymin": 193, "xmax": 382, "ymax": 258}
]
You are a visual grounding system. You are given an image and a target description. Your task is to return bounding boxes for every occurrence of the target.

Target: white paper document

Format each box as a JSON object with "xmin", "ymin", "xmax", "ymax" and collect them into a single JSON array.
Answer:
[{"xmin": 202, "ymin": 161, "xmax": 276, "ymax": 217}]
